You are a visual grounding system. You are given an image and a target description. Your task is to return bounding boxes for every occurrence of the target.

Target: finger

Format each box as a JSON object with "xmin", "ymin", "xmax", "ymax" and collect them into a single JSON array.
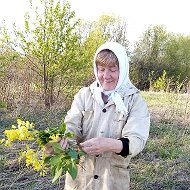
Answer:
[
  {"xmin": 80, "ymin": 141, "xmax": 93, "ymax": 148},
  {"xmin": 56, "ymin": 136, "xmax": 62, "ymax": 143},
  {"xmin": 44, "ymin": 147, "xmax": 54, "ymax": 154},
  {"xmin": 60, "ymin": 138, "xmax": 68, "ymax": 149},
  {"xmin": 62, "ymin": 138, "xmax": 68, "ymax": 149},
  {"xmin": 45, "ymin": 142, "xmax": 53, "ymax": 148},
  {"xmin": 88, "ymin": 150, "xmax": 98, "ymax": 156},
  {"xmin": 88, "ymin": 149, "xmax": 100, "ymax": 156},
  {"xmin": 81, "ymin": 145, "xmax": 94, "ymax": 154},
  {"xmin": 79, "ymin": 142, "xmax": 86, "ymax": 147}
]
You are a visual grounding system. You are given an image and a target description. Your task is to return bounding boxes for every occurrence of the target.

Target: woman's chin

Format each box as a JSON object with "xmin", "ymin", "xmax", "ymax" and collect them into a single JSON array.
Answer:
[{"xmin": 102, "ymin": 86, "xmax": 115, "ymax": 91}]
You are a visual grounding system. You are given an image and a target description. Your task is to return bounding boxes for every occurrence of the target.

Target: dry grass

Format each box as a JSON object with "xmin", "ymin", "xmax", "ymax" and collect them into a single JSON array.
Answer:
[{"xmin": 0, "ymin": 91, "xmax": 190, "ymax": 190}]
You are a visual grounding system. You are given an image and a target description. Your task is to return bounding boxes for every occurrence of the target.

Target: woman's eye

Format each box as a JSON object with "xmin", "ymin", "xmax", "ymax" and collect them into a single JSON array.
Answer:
[
  {"xmin": 97, "ymin": 67, "xmax": 118, "ymax": 72},
  {"xmin": 98, "ymin": 68, "xmax": 105, "ymax": 72},
  {"xmin": 110, "ymin": 68, "xmax": 117, "ymax": 72}
]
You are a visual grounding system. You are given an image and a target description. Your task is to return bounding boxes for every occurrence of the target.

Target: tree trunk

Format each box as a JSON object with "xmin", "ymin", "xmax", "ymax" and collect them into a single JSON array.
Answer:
[
  {"xmin": 50, "ymin": 78, "xmax": 54, "ymax": 106},
  {"xmin": 43, "ymin": 62, "xmax": 50, "ymax": 109}
]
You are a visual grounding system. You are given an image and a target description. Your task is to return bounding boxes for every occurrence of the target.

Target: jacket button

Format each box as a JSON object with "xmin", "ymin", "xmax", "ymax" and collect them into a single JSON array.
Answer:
[
  {"xmin": 94, "ymin": 175, "xmax": 99, "ymax": 179},
  {"xmin": 102, "ymin": 108, "xmax": 106, "ymax": 112}
]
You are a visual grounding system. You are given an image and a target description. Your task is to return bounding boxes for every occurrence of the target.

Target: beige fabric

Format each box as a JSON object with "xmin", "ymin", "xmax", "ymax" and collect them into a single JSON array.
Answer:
[{"xmin": 64, "ymin": 81, "xmax": 150, "ymax": 190}]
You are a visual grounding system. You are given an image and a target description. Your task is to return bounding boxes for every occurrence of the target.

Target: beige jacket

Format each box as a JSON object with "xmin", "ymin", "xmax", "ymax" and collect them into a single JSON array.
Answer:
[{"xmin": 64, "ymin": 81, "xmax": 150, "ymax": 190}]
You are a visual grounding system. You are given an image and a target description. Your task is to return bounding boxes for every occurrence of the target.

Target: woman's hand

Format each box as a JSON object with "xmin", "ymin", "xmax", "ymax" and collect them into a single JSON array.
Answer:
[
  {"xmin": 80, "ymin": 137, "xmax": 123, "ymax": 156},
  {"xmin": 44, "ymin": 137, "xmax": 68, "ymax": 155}
]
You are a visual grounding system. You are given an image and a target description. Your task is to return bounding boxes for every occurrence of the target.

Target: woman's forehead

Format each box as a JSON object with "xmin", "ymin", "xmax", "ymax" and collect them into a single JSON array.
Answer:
[{"xmin": 97, "ymin": 65, "xmax": 119, "ymax": 68}]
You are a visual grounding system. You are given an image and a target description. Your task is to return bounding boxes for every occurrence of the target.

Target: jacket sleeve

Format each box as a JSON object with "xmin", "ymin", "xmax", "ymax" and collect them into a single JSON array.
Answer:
[
  {"xmin": 122, "ymin": 93, "xmax": 150, "ymax": 157},
  {"xmin": 64, "ymin": 88, "xmax": 86, "ymax": 142}
]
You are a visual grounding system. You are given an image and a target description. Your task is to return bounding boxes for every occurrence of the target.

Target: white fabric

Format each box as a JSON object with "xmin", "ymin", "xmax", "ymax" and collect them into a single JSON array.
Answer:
[{"xmin": 93, "ymin": 41, "xmax": 133, "ymax": 116}]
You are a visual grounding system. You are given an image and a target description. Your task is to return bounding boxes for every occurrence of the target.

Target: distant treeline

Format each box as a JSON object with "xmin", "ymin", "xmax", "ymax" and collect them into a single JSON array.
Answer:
[{"xmin": 0, "ymin": 0, "xmax": 190, "ymax": 109}]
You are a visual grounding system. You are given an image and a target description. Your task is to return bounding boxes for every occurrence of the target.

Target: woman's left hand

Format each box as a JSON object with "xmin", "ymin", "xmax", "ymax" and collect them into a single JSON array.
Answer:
[{"xmin": 80, "ymin": 137, "xmax": 122, "ymax": 156}]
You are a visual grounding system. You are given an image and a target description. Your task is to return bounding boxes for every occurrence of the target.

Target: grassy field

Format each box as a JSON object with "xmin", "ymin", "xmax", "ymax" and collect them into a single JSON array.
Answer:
[{"xmin": 0, "ymin": 91, "xmax": 190, "ymax": 190}]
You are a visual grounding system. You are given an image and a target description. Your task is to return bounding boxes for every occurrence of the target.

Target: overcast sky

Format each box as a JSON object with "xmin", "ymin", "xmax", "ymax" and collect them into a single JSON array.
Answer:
[{"xmin": 0, "ymin": 0, "xmax": 190, "ymax": 46}]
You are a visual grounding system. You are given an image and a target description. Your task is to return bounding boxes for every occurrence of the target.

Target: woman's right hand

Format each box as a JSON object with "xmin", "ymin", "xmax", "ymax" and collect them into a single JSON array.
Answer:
[{"xmin": 44, "ymin": 136, "xmax": 68, "ymax": 155}]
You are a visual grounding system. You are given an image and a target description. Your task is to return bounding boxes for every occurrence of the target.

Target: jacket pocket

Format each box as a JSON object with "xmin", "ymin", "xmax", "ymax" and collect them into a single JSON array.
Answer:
[
  {"xmin": 109, "ymin": 154, "xmax": 130, "ymax": 190},
  {"xmin": 81, "ymin": 111, "xmax": 94, "ymax": 135},
  {"xmin": 110, "ymin": 165, "xmax": 130, "ymax": 190},
  {"xmin": 111, "ymin": 113, "xmax": 128, "ymax": 138}
]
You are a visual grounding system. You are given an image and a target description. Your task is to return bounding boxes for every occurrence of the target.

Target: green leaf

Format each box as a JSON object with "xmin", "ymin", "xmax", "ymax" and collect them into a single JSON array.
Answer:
[
  {"xmin": 52, "ymin": 142, "xmax": 64, "ymax": 154},
  {"xmin": 50, "ymin": 155, "xmax": 62, "ymax": 167},
  {"xmin": 68, "ymin": 148, "xmax": 78, "ymax": 159},
  {"xmin": 78, "ymin": 150, "xmax": 86, "ymax": 157},
  {"xmin": 67, "ymin": 161, "xmax": 77, "ymax": 180},
  {"xmin": 44, "ymin": 156, "xmax": 52, "ymax": 164},
  {"xmin": 52, "ymin": 167, "xmax": 63, "ymax": 183},
  {"xmin": 37, "ymin": 130, "xmax": 50, "ymax": 146},
  {"xmin": 59, "ymin": 123, "xmax": 66, "ymax": 134},
  {"xmin": 65, "ymin": 132, "xmax": 74, "ymax": 138},
  {"xmin": 47, "ymin": 127, "xmax": 59, "ymax": 135}
]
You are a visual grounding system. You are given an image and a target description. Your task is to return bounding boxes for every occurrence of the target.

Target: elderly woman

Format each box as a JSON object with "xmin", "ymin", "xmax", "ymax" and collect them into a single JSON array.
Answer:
[{"xmin": 63, "ymin": 42, "xmax": 150, "ymax": 190}]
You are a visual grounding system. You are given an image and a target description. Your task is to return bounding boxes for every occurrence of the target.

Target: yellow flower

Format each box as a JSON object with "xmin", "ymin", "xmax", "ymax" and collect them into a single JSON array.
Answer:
[
  {"xmin": 25, "ymin": 150, "xmax": 33, "ymax": 165},
  {"xmin": 17, "ymin": 118, "xmax": 25, "ymax": 126},
  {"xmin": 18, "ymin": 125, "xmax": 33, "ymax": 140},
  {"xmin": 11, "ymin": 125, "xmax": 16, "ymax": 129},
  {"xmin": 4, "ymin": 125, "xmax": 33, "ymax": 144},
  {"xmin": 49, "ymin": 134, "xmax": 60, "ymax": 142},
  {"xmin": 4, "ymin": 129, "xmax": 20, "ymax": 144},
  {"xmin": 25, "ymin": 121, "xmax": 30, "ymax": 128},
  {"xmin": 33, "ymin": 159, "xmax": 44, "ymax": 171},
  {"xmin": 24, "ymin": 147, "xmax": 44, "ymax": 171},
  {"xmin": 0, "ymin": 139, "xmax": 5, "ymax": 144}
]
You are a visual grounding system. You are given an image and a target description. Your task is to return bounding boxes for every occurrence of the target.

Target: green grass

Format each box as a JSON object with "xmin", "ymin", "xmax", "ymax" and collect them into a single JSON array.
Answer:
[
  {"xmin": 130, "ymin": 91, "xmax": 190, "ymax": 190},
  {"xmin": 0, "ymin": 101, "xmax": 7, "ymax": 109},
  {"xmin": 0, "ymin": 91, "xmax": 190, "ymax": 189}
]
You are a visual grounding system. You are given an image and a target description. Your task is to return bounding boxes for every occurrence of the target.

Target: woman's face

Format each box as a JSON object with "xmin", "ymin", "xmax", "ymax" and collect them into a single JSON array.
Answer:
[{"xmin": 97, "ymin": 64, "xmax": 119, "ymax": 91}]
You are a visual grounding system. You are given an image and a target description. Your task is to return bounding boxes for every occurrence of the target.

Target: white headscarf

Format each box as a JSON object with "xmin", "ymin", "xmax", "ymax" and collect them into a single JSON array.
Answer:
[{"xmin": 93, "ymin": 42, "xmax": 134, "ymax": 116}]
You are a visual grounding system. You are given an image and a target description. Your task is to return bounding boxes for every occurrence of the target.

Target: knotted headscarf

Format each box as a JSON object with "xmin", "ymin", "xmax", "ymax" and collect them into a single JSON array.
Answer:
[{"xmin": 93, "ymin": 42, "xmax": 135, "ymax": 116}]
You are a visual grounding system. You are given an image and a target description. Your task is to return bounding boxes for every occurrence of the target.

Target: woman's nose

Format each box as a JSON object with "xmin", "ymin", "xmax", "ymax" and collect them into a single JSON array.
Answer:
[{"xmin": 103, "ymin": 69, "xmax": 111, "ymax": 78}]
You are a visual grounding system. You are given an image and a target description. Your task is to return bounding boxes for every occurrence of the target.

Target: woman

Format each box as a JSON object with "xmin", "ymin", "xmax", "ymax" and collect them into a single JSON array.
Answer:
[{"xmin": 63, "ymin": 42, "xmax": 150, "ymax": 190}]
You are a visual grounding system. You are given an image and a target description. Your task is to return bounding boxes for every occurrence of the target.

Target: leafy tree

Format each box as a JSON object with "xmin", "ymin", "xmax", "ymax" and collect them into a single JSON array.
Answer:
[
  {"xmin": 7, "ymin": 0, "xmax": 81, "ymax": 108},
  {"xmin": 131, "ymin": 25, "xmax": 170, "ymax": 90},
  {"xmin": 164, "ymin": 34, "xmax": 190, "ymax": 91},
  {"xmin": 0, "ymin": 38, "xmax": 22, "ymax": 108},
  {"xmin": 93, "ymin": 15, "xmax": 129, "ymax": 49},
  {"xmin": 131, "ymin": 24, "xmax": 190, "ymax": 91},
  {"xmin": 152, "ymin": 70, "xmax": 167, "ymax": 91},
  {"xmin": 0, "ymin": 42, "xmax": 19, "ymax": 77}
]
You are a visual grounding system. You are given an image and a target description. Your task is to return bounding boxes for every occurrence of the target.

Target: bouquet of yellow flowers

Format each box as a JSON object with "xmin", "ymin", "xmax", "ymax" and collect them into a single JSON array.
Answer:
[{"xmin": 0, "ymin": 119, "xmax": 85, "ymax": 183}]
